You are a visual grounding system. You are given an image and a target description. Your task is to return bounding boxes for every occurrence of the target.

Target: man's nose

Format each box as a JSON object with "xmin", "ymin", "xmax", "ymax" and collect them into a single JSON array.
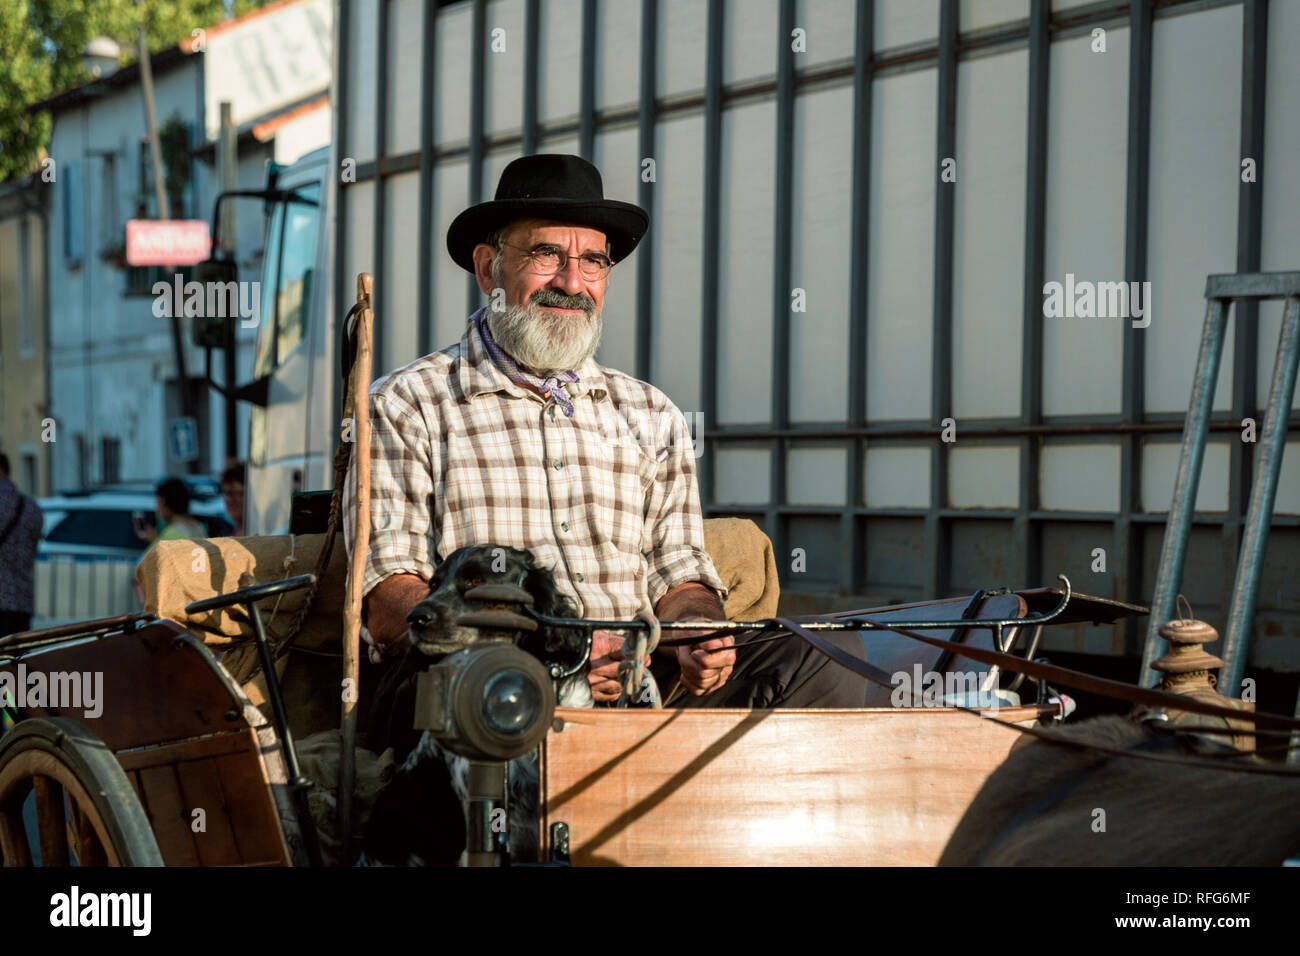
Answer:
[{"xmin": 547, "ymin": 258, "xmax": 587, "ymax": 295}]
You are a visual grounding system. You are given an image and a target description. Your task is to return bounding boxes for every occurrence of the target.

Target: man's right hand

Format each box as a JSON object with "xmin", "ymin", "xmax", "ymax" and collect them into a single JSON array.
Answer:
[
  {"xmin": 364, "ymin": 573, "xmax": 432, "ymax": 654},
  {"xmin": 587, "ymin": 629, "xmax": 652, "ymax": 703}
]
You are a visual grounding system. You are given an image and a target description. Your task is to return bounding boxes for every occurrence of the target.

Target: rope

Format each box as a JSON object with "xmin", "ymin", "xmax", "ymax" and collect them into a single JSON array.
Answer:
[
  {"xmin": 263, "ymin": 534, "xmax": 299, "ymax": 632},
  {"xmin": 271, "ymin": 302, "xmax": 363, "ymax": 660},
  {"xmin": 240, "ymin": 302, "xmax": 364, "ymax": 684},
  {"xmin": 618, "ymin": 598, "xmax": 662, "ymax": 708}
]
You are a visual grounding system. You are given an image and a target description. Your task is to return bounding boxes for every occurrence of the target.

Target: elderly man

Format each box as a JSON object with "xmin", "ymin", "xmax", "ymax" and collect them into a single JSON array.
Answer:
[{"xmin": 345, "ymin": 154, "xmax": 865, "ymax": 709}]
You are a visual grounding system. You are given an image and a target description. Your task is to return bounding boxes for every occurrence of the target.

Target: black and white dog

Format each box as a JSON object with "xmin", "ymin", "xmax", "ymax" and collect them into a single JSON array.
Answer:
[{"xmin": 361, "ymin": 545, "xmax": 592, "ymax": 866}]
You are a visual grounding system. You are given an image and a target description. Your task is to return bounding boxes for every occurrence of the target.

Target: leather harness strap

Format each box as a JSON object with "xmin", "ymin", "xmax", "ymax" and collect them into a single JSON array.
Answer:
[
  {"xmin": 772, "ymin": 616, "xmax": 1300, "ymax": 776},
  {"xmin": 772, "ymin": 616, "xmax": 1300, "ymax": 734}
]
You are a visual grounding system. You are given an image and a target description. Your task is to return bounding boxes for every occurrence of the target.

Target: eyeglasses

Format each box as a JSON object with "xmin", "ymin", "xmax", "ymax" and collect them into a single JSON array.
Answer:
[{"xmin": 501, "ymin": 242, "xmax": 613, "ymax": 280}]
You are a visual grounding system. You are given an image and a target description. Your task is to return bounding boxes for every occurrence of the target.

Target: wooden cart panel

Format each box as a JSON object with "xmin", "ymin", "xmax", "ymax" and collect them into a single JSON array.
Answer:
[
  {"xmin": 0, "ymin": 621, "xmax": 303, "ymax": 866},
  {"xmin": 540, "ymin": 704, "xmax": 1049, "ymax": 866}
]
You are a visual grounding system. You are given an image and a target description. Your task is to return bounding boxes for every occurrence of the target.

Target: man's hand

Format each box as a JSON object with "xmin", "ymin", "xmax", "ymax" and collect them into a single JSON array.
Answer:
[
  {"xmin": 653, "ymin": 582, "xmax": 730, "ymax": 698},
  {"xmin": 364, "ymin": 573, "xmax": 431, "ymax": 654},
  {"xmin": 673, "ymin": 622, "xmax": 736, "ymax": 697},
  {"xmin": 587, "ymin": 629, "xmax": 651, "ymax": 703}
]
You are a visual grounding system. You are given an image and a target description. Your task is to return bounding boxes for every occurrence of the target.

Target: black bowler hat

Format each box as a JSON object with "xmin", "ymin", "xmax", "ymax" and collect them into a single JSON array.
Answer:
[{"xmin": 446, "ymin": 154, "xmax": 649, "ymax": 273}]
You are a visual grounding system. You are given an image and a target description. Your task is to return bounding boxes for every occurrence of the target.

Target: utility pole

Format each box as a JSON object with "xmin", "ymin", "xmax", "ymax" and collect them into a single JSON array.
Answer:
[
  {"xmin": 219, "ymin": 101, "xmax": 238, "ymax": 465},
  {"xmin": 140, "ymin": 25, "xmax": 199, "ymax": 474}
]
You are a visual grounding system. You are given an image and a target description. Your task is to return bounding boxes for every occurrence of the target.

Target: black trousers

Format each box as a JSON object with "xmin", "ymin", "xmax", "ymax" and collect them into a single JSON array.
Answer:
[{"xmin": 649, "ymin": 625, "xmax": 871, "ymax": 709}]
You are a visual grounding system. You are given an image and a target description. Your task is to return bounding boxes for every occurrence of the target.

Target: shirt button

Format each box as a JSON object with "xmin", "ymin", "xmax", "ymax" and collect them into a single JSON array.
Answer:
[
  {"xmin": 553, "ymin": 459, "xmax": 563, "ymax": 470},
  {"xmin": 575, "ymin": 572, "xmax": 585, "ymax": 582},
  {"xmin": 561, "ymin": 521, "xmax": 570, "ymax": 532}
]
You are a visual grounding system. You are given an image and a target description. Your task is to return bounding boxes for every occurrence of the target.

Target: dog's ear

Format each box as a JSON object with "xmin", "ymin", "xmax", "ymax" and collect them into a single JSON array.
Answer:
[
  {"xmin": 521, "ymin": 551, "xmax": 576, "ymax": 620},
  {"xmin": 515, "ymin": 552, "xmax": 587, "ymax": 667},
  {"xmin": 427, "ymin": 549, "xmax": 461, "ymax": 593}
]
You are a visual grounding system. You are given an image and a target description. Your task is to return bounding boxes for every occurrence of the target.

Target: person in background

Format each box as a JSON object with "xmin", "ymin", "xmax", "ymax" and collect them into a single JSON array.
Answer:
[
  {"xmin": 134, "ymin": 477, "xmax": 208, "ymax": 607},
  {"xmin": 220, "ymin": 461, "xmax": 246, "ymax": 537},
  {"xmin": 135, "ymin": 477, "xmax": 207, "ymax": 549},
  {"xmin": 0, "ymin": 452, "xmax": 44, "ymax": 637}
]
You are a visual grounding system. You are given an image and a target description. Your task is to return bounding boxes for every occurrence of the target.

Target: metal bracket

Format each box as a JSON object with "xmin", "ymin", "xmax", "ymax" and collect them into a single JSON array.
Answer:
[{"xmin": 550, "ymin": 822, "xmax": 570, "ymax": 864}]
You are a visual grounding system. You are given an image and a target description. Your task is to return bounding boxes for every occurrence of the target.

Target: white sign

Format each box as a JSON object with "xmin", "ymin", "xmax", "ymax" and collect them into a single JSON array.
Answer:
[
  {"xmin": 202, "ymin": 0, "xmax": 333, "ymax": 142},
  {"xmin": 126, "ymin": 220, "xmax": 211, "ymax": 267},
  {"xmin": 169, "ymin": 417, "xmax": 199, "ymax": 463}
]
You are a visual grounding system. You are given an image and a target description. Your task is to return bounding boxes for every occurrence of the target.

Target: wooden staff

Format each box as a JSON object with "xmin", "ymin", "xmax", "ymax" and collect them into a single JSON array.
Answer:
[{"xmin": 338, "ymin": 273, "xmax": 373, "ymax": 861}]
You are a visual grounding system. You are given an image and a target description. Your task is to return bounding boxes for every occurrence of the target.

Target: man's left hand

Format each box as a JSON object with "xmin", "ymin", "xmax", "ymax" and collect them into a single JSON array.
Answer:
[{"xmin": 673, "ymin": 621, "xmax": 735, "ymax": 697}]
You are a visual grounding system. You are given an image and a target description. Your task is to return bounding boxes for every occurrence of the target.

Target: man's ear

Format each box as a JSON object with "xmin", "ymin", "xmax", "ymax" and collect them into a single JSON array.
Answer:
[{"xmin": 471, "ymin": 243, "xmax": 498, "ymax": 297}]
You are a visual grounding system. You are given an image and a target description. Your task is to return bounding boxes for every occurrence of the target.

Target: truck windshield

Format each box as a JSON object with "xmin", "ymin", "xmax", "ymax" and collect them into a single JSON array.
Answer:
[
  {"xmin": 253, "ymin": 183, "xmax": 321, "ymax": 378},
  {"xmin": 251, "ymin": 182, "xmax": 321, "ymax": 466}
]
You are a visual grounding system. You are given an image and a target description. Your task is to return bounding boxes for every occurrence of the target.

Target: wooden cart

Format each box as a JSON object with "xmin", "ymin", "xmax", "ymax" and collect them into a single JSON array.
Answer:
[
  {"xmin": 0, "ymin": 273, "xmax": 1149, "ymax": 866},
  {"xmin": 0, "ymin": 580, "xmax": 1142, "ymax": 867},
  {"xmin": 0, "ymin": 614, "xmax": 308, "ymax": 866}
]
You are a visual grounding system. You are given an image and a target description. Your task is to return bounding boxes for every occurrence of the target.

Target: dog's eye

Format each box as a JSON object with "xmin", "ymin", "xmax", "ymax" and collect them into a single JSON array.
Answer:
[{"xmin": 462, "ymin": 578, "xmax": 484, "ymax": 591}]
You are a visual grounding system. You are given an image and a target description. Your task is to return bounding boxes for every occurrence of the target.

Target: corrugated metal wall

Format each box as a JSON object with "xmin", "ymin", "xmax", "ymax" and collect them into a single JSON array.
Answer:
[{"xmin": 335, "ymin": 0, "xmax": 1300, "ymax": 666}]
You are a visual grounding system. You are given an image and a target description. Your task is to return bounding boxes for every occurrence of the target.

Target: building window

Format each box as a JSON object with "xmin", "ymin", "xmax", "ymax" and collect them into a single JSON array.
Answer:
[
  {"xmin": 76, "ymin": 434, "xmax": 90, "ymax": 489},
  {"xmin": 63, "ymin": 164, "xmax": 83, "ymax": 267},
  {"xmin": 99, "ymin": 152, "xmax": 118, "ymax": 249},
  {"xmin": 101, "ymin": 437, "xmax": 121, "ymax": 485},
  {"xmin": 18, "ymin": 216, "xmax": 35, "ymax": 356}
]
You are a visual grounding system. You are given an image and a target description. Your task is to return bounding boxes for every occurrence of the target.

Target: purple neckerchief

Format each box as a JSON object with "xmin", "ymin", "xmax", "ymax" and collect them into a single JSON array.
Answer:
[{"xmin": 473, "ymin": 309, "xmax": 580, "ymax": 418}]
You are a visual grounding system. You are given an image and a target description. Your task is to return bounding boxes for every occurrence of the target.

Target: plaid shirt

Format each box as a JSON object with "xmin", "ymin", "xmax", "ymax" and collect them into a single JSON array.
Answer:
[{"xmin": 343, "ymin": 309, "xmax": 726, "ymax": 621}]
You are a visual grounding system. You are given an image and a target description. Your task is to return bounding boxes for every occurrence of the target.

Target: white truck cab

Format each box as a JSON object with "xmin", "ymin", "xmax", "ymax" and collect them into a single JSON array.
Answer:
[{"xmin": 242, "ymin": 148, "xmax": 334, "ymax": 534}]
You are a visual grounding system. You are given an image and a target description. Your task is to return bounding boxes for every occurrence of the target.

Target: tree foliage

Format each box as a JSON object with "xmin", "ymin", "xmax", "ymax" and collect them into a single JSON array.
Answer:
[{"xmin": 0, "ymin": 0, "xmax": 273, "ymax": 181}]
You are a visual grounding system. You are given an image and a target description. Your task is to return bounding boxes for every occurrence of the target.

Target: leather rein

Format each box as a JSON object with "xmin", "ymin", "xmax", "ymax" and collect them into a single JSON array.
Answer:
[{"xmin": 525, "ymin": 577, "xmax": 1300, "ymax": 776}]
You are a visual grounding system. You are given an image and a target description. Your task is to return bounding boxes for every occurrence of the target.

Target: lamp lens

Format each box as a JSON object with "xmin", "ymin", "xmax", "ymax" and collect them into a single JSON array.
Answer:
[{"xmin": 482, "ymin": 669, "xmax": 542, "ymax": 735}]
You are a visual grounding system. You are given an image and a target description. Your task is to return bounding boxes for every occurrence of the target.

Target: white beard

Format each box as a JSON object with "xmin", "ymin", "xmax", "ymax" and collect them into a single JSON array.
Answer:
[{"xmin": 487, "ymin": 294, "xmax": 603, "ymax": 375}]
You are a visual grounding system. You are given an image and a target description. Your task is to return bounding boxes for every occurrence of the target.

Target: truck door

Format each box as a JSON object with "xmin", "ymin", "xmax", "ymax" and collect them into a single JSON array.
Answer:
[{"xmin": 248, "ymin": 179, "xmax": 322, "ymax": 533}]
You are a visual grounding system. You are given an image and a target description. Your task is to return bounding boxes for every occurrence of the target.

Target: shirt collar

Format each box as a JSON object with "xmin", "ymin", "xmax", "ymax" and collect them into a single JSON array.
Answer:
[{"xmin": 456, "ymin": 308, "xmax": 610, "ymax": 405}]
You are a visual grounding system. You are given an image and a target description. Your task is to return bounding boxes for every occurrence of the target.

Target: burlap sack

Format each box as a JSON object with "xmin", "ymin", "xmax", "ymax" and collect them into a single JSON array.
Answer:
[
  {"xmin": 135, "ymin": 532, "xmax": 347, "ymax": 653},
  {"xmin": 704, "ymin": 517, "xmax": 780, "ymax": 621}
]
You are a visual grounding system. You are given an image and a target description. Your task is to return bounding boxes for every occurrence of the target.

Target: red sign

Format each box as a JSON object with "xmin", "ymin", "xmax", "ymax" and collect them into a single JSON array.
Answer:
[{"xmin": 125, "ymin": 220, "xmax": 212, "ymax": 267}]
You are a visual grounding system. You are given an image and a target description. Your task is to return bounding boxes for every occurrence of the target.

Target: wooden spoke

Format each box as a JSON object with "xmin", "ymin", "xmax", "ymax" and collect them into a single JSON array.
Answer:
[
  {"xmin": 33, "ymin": 775, "xmax": 70, "ymax": 866},
  {"xmin": 0, "ymin": 802, "xmax": 33, "ymax": 867},
  {"xmin": 73, "ymin": 801, "xmax": 108, "ymax": 867},
  {"xmin": 0, "ymin": 719, "xmax": 162, "ymax": 867}
]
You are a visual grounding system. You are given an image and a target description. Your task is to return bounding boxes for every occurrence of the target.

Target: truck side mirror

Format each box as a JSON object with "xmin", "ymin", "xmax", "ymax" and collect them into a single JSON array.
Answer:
[{"xmin": 190, "ymin": 257, "xmax": 241, "ymax": 349}]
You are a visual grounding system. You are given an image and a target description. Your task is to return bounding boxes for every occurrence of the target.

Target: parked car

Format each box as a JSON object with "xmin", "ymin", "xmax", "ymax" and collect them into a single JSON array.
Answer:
[
  {"xmin": 39, "ymin": 487, "xmax": 235, "ymax": 559},
  {"xmin": 29, "ymin": 484, "xmax": 233, "ymax": 629}
]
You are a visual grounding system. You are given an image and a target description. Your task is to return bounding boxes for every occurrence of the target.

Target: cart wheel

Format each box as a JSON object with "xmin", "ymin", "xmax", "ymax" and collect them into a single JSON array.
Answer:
[{"xmin": 0, "ymin": 718, "xmax": 163, "ymax": 867}]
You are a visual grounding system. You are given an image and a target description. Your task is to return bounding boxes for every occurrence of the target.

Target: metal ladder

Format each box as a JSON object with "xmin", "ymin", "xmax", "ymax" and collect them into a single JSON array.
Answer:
[{"xmin": 1137, "ymin": 272, "xmax": 1300, "ymax": 760}]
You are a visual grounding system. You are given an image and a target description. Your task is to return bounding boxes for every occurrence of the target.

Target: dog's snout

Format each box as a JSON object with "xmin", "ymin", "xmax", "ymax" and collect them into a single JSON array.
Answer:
[{"xmin": 407, "ymin": 607, "xmax": 434, "ymax": 630}]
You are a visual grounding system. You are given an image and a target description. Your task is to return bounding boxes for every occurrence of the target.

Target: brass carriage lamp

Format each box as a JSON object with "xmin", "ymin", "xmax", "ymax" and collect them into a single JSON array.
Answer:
[
  {"xmin": 1150, "ymin": 612, "xmax": 1255, "ymax": 752},
  {"xmin": 413, "ymin": 644, "xmax": 556, "ymax": 866},
  {"xmin": 413, "ymin": 644, "xmax": 556, "ymax": 762}
]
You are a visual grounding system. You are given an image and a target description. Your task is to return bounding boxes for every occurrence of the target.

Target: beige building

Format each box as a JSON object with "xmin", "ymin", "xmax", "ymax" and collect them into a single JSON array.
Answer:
[{"xmin": 0, "ymin": 173, "xmax": 51, "ymax": 498}]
